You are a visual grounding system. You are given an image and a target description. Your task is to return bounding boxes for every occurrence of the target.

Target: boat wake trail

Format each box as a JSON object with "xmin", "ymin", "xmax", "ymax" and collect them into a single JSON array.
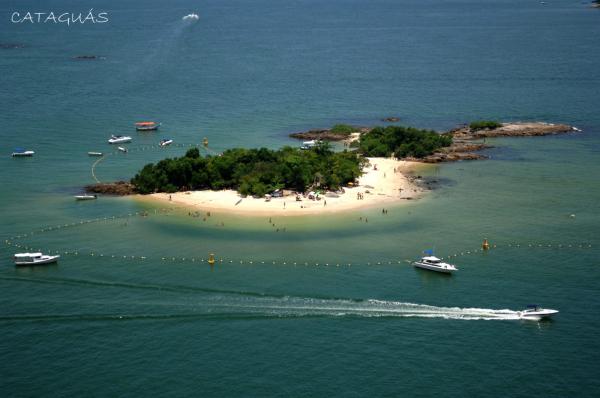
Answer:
[{"xmin": 215, "ymin": 297, "xmax": 522, "ymax": 321}]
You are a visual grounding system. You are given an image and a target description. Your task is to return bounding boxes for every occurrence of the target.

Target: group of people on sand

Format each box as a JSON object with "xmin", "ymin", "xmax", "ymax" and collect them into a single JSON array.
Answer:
[{"xmin": 356, "ymin": 192, "xmax": 365, "ymax": 200}]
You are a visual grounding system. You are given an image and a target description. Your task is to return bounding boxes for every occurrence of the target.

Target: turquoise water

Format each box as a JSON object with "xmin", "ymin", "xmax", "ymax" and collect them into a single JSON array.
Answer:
[{"xmin": 1, "ymin": 0, "xmax": 600, "ymax": 396}]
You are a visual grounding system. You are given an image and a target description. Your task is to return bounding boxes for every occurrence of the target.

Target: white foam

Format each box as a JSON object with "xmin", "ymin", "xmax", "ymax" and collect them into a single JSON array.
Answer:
[
  {"xmin": 206, "ymin": 296, "xmax": 522, "ymax": 321},
  {"xmin": 182, "ymin": 13, "xmax": 199, "ymax": 21}
]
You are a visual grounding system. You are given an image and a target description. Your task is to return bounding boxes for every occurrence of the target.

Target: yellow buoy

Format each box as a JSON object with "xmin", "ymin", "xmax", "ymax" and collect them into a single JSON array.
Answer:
[
  {"xmin": 203, "ymin": 137, "xmax": 209, "ymax": 147},
  {"xmin": 482, "ymin": 238, "xmax": 490, "ymax": 251},
  {"xmin": 208, "ymin": 253, "xmax": 215, "ymax": 265}
]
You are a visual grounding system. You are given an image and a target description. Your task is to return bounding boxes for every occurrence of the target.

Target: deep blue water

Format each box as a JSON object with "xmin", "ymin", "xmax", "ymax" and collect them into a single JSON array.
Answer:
[{"xmin": 1, "ymin": 1, "xmax": 600, "ymax": 396}]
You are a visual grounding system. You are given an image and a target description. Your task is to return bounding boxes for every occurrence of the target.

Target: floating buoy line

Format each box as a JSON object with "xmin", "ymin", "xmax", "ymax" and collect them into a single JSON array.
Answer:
[{"xmin": 3, "ymin": 211, "xmax": 595, "ymax": 268}]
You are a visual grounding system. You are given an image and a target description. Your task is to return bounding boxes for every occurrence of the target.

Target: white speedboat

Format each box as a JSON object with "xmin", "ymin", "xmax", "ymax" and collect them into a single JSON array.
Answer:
[
  {"xmin": 88, "ymin": 151, "xmax": 103, "ymax": 156},
  {"xmin": 118, "ymin": 146, "xmax": 128, "ymax": 153},
  {"xmin": 518, "ymin": 305, "xmax": 559, "ymax": 321},
  {"xmin": 12, "ymin": 148, "xmax": 34, "ymax": 157},
  {"xmin": 159, "ymin": 138, "xmax": 173, "ymax": 147},
  {"xmin": 413, "ymin": 256, "xmax": 458, "ymax": 274},
  {"xmin": 108, "ymin": 135, "xmax": 132, "ymax": 144},
  {"xmin": 14, "ymin": 252, "xmax": 60, "ymax": 266},
  {"xmin": 75, "ymin": 194, "xmax": 97, "ymax": 200}
]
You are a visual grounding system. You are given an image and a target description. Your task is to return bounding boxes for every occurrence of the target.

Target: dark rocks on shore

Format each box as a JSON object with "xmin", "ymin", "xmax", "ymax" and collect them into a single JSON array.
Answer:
[
  {"xmin": 289, "ymin": 127, "xmax": 369, "ymax": 141},
  {"xmin": 412, "ymin": 122, "xmax": 574, "ymax": 163},
  {"xmin": 381, "ymin": 117, "xmax": 401, "ymax": 122},
  {"xmin": 86, "ymin": 181, "xmax": 136, "ymax": 195}
]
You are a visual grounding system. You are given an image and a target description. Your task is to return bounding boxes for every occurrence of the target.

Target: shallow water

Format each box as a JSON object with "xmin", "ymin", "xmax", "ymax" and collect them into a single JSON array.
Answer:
[{"xmin": 1, "ymin": 0, "xmax": 600, "ymax": 396}]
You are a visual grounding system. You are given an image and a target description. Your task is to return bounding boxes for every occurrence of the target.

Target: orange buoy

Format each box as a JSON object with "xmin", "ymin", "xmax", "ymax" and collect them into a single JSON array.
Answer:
[{"xmin": 482, "ymin": 238, "xmax": 490, "ymax": 251}]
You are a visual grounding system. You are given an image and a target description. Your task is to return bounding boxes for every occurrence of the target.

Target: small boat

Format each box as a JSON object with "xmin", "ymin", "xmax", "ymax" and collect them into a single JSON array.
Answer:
[
  {"xmin": 518, "ymin": 305, "xmax": 559, "ymax": 321},
  {"xmin": 159, "ymin": 138, "xmax": 173, "ymax": 147},
  {"xmin": 88, "ymin": 151, "xmax": 103, "ymax": 156},
  {"xmin": 413, "ymin": 256, "xmax": 458, "ymax": 274},
  {"xmin": 14, "ymin": 252, "xmax": 60, "ymax": 266},
  {"xmin": 12, "ymin": 148, "xmax": 34, "ymax": 157},
  {"xmin": 118, "ymin": 146, "xmax": 128, "ymax": 153},
  {"xmin": 108, "ymin": 135, "xmax": 132, "ymax": 144},
  {"xmin": 135, "ymin": 121, "xmax": 161, "ymax": 131},
  {"xmin": 75, "ymin": 194, "xmax": 97, "ymax": 200}
]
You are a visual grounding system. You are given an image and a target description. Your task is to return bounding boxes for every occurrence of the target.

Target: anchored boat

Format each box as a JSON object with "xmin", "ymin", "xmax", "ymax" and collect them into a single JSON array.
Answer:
[
  {"xmin": 88, "ymin": 151, "xmax": 103, "ymax": 156},
  {"xmin": 14, "ymin": 252, "xmax": 60, "ymax": 266},
  {"xmin": 135, "ymin": 121, "xmax": 161, "ymax": 131},
  {"xmin": 413, "ymin": 256, "xmax": 458, "ymax": 274},
  {"xmin": 159, "ymin": 138, "xmax": 173, "ymax": 147},
  {"xmin": 108, "ymin": 135, "xmax": 132, "ymax": 144},
  {"xmin": 12, "ymin": 148, "xmax": 35, "ymax": 157},
  {"xmin": 118, "ymin": 146, "xmax": 128, "ymax": 153},
  {"xmin": 75, "ymin": 194, "xmax": 97, "ymax": 201},
  {"xmin": 518, "ymin": 305, "xmax": 559, "ymax": 321}
]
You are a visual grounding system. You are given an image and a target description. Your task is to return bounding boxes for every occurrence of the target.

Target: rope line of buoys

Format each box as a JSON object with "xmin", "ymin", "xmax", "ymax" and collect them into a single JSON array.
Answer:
[{"xmin": 4, "ymin": 215, "xmax": 596, "ymax": 268}]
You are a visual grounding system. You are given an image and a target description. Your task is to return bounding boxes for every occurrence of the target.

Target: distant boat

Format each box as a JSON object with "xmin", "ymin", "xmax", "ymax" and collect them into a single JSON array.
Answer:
[
  {"xmin": 135, "ymin": 122, "xmax": 161, "ymax": 131},
  {"xmin": 12, "ymin": 148, "xmax": 34, "ymax": 157},
  {"xmin": 14, "ymin": 252, "xmax": 60, "ymax": 266},
  {"xmin": 159, "ymin": 138, "xmax": 173, "ymax": 147},
  {"xmin": 118, "ymin": 146, "xmax": 128, "ymax": 153},
  {"xmin": 88, "ymin": 151, "xmax": 103, "ymax": 156},
  {"xmin": 108, "ymin": 135, "xmax": 132, "ymax": 144},
  {"xmin": 413, "ymin": 256, "xmax": 458, "ymax": 274},
  {"xmin": 75, "ymin": 194, "xmax": 97, "ymax": 201},
  {"xmin": 518, "ymin": 305, "xmax": 559, "ymax": 321}
]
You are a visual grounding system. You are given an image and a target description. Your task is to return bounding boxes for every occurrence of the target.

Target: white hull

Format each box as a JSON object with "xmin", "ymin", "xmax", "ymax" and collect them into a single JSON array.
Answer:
[
  {"xmin": 12, "ymin": 151, "xmax": 34, "ymax": 157},
  {"xmin": 413, "ymin": 262, "xmax": 456, "ymax": 274},
  {"xmin": 518, "ymin": 309, "xmax": 559, "ymax": 321},
  {"xmin": 118, "ymin": 146, "xmax": 128, "ymax": 153},
  {"xmin": 108, "ymin": 136, "xmax": 132, "ymax": 144},
  {"xmin": 88, "ymin": 152, "xmax": 103, "ymax": 156},
  {"xmin": 75, "ymin": 195, "xmax": 97, "ymax": 200},
  {"xmin": 15, "ymin": 255, "xmax": 60, "ymax": 266},
  {"xmin": 160, "ymin": 140, "xmax": 173, "ymax": 147}
]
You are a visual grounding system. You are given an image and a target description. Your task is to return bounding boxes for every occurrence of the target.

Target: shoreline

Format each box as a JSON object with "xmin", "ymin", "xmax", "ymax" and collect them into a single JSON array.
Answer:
[{"xmin": 136, "ymin": 158, "xmax": 427, "ymax": 216}]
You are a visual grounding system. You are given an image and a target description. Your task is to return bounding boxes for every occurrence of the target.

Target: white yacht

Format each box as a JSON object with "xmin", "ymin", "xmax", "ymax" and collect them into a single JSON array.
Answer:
[
  {"xmin": 75, "ymin": 194, "xmax": 97, "ymax": 200},
  {"xmin": 14, "ymin": 252, "xmax": 60, "ymax": 266},
  {"xmin": 118, "ymin": 146, "xmax": 128, "ymax": 153},
  {"xmin": 108, "ymin": 135, "xmax": 132, "ymax": 144},
  {"xmin": 413, "ymin": 256, "xmax": 458, "ymax": 274},
  {"xmin": 159, "ymin": 138, "xmax": 173, "ymax": 147},
  {"xmin": 518, "ymin": 305, "xmax": 559, "ymax": 321},
  {"xmin": 12, "ymin": 148, "xmax": 35, "ymax": 157},
  {"xmin": 88, "ymin": 151, "xmax": 103, "ymax": 156}
]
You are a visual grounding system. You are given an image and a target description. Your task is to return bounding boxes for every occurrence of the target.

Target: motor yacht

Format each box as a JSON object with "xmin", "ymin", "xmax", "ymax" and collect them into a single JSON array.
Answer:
[
  {"xmin": 75, "ymin": 194, "xmax": 97, "ymax": 200},
  {"xmin": 518, "ymin": 305, "xmax": 559, "ymax": 321},
  {"xmin": 14, "ymin": 252, "xmax": 60, "ymax": 266},
  {"xmin": 159, "ymin": 138, "xmax": 173, "ymax": 147},
  {"xmin": 12, "ymin": 148, "xmax": 34, "ymax": 157},
  {"xmin": 88, "ymin": 151, "xmax": 103, "ymax": 156},
  {"xmin": 413, "ymin": 256, "xmax": 458, "ymax": 274},
  {"xmin": 108, "ymin": 135, "xmax": 132, "ymax": 144}
]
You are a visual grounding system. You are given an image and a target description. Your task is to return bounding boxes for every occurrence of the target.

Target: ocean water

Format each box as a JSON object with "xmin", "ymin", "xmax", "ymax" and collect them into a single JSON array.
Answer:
[{"xmin": 1, "ymin": 0, "xmax": 600, "ymax": 396}]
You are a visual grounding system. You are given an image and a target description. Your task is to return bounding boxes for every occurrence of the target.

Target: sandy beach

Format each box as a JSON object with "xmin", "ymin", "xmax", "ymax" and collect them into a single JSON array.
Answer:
[{"xmin": 139, "ymin": 158, "xmax": 425, "ymax": 216}]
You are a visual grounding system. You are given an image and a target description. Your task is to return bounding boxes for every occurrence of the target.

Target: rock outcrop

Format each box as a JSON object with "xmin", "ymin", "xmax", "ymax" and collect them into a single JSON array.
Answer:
[{"xmin": 85, "ymin": 181, "xmax": 136, "ymax": 195}]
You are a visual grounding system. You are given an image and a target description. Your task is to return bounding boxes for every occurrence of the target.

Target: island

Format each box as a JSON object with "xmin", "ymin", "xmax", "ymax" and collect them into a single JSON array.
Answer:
[{"xmin": 87, "ymin": 121, "xmax": 576, "ymax": 215}]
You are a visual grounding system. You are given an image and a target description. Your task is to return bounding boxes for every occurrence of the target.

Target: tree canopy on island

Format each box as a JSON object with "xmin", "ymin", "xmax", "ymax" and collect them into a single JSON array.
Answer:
[
  {"xmin": 356, "ymin": 125, "xmax": 452, "ymax": 158},
  {"xmin": 131, "ymin": 144, "xmax": 364, "ymax": 196},
  {"xmin": 469, "ymin": 120, "xmax": 502, "ymax": 131}
]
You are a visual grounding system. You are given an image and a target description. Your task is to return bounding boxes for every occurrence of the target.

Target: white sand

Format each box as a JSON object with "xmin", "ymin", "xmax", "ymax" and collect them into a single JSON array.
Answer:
[{"xmin": 140, "ymin": 158, "xmax": 425, "ymax": 216}]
